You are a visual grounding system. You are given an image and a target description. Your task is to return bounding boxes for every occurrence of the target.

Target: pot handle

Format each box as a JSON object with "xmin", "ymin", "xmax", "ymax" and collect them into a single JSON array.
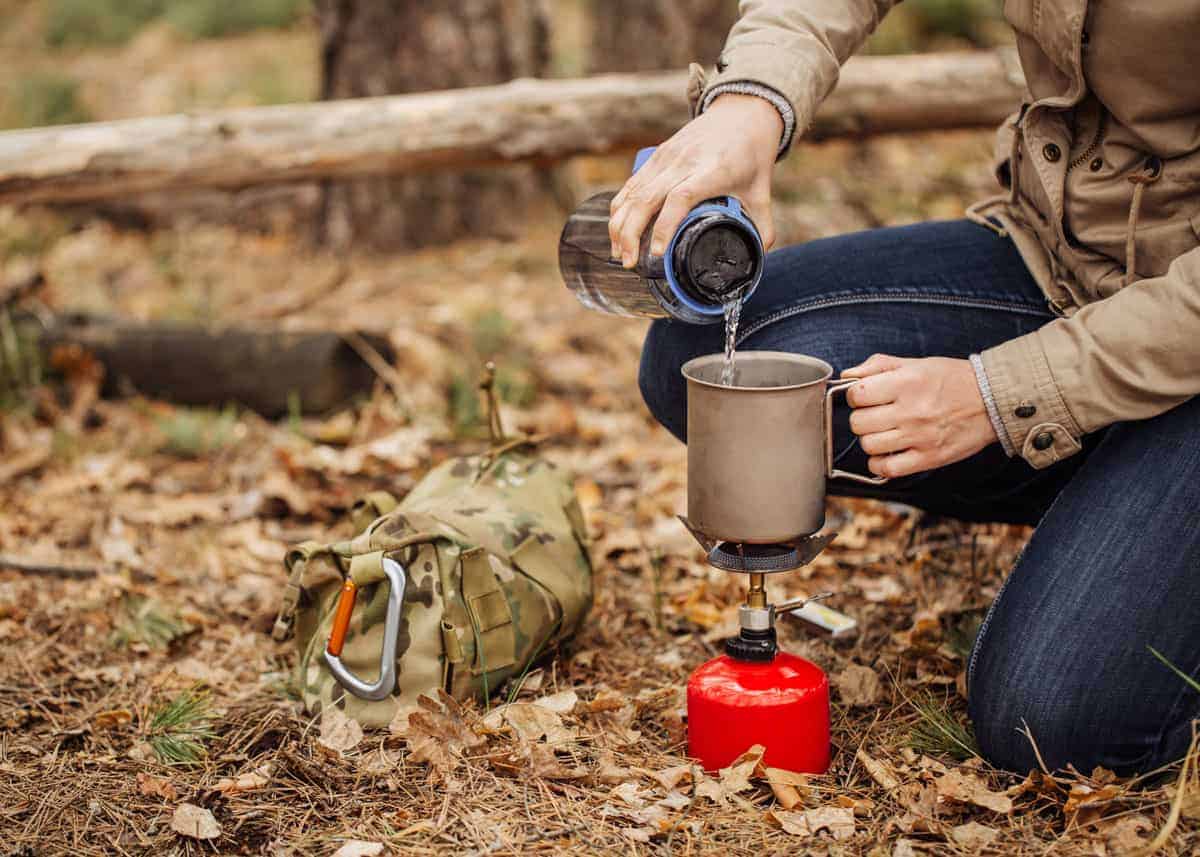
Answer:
[{"xmin": 825, "ymin": 378, "xmax": 889, "ymax": 485}]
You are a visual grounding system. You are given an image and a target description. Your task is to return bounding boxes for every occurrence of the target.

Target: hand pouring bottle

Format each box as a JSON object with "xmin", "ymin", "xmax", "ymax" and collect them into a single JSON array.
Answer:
[{"xmin": 558, "ymin": 147, "xmax": 765, "ymax": 324}]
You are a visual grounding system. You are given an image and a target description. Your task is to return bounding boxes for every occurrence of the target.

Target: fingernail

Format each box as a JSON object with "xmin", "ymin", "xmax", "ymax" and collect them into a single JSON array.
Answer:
[
  {"xmin": 622, "ymin": 253, "xmax": 634, "ymax": 268},
  {"xmin": 649, "ymin": 240, "xmax": 665, "ymax": 257}
]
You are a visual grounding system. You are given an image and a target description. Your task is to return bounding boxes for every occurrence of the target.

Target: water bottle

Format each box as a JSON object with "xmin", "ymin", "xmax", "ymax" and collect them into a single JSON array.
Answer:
[{"xmin": 558, "ymin": 147, "xmax": 764, "ymax": 324}]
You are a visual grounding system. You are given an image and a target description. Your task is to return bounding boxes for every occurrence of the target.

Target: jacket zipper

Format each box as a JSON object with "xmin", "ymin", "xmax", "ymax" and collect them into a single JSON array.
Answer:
[{"xmin": 1067, "ymin": 106, "xmax": 1107, "ymax": 174}]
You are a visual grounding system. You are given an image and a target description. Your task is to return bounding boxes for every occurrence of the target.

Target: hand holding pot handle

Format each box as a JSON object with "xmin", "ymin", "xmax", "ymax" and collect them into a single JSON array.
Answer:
[{"xmin": 825, "ymin": 379, "xmax": 889, "ymax": 485}]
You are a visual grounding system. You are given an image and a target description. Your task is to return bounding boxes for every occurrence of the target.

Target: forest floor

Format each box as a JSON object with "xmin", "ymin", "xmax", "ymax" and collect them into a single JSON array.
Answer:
[
  {"xmin": 3, "ymin": 130, "xmax": 1198, "ymax": 856},
  {"xmin": 2, "ymin": 8, "xmax": 1199, "ymax": 856}
]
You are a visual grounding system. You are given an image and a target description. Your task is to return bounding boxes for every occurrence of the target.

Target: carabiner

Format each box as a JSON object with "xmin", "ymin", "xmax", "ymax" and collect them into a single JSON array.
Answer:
[{"xmin": 323, "ymin": 556, "xmax": 407, "ymax": 701}]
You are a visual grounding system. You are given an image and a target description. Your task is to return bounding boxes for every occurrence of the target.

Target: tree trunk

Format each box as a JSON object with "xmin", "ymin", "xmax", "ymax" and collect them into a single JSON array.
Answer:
[
  {"xmin": 317, "ymin": 0, "xmax": 550, "ymax": 252},
  {"xmin": 588, "ymin": 0, "xmax": 738, "ymax": 73}
]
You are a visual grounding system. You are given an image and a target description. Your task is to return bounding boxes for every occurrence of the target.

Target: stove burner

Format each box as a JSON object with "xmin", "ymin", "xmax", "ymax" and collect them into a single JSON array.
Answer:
[{"xmin": 708, "ymin": 542, "xmax": 803, "ymax": 573}]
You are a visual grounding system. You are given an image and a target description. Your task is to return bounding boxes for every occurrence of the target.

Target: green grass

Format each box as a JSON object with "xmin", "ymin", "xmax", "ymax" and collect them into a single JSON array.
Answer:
[
  {"xmin": 155, "ymin": 405, "xmax": 238, "ymax": 458},
  {"xmin": 44, "ymin": 0, "xmax": 309, "ymax": 48},
  {"xmin": 1150, "ymin": 647, "xmax": 1200, "ymax": 694},
  {"xmin": 1, "ymin": 72, "xmax": 92, "ymax": 129},
  {"xmin": 0, "ymin": 310, "xmax": 43, "ymax": 411},
  {"xmin": 145, "ymin": 689, "xmax": 217, "ymax": 765}
]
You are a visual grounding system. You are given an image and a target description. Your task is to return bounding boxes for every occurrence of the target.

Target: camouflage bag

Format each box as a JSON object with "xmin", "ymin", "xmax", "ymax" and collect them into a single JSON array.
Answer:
[{"xmin": 271, "ymin": 373, "xmax": 593, "ymax": 728}]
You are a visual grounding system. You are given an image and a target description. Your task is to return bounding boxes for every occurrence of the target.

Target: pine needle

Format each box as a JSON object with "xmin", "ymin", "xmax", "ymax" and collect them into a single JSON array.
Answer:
[
  {"xmin": 145, "ymin": 689, "xmax": 217, "ymax": 766},
  {"xmin": 1149, "ymin": 646, "xmax": 1200, "ymax": 694},
  {"xmin": 907, "ymin": 691, "xmax": 980, "ymax": 761},
  {"xmin": 110, "ymin": 597, "xmax": 192, "ymax": 650}
]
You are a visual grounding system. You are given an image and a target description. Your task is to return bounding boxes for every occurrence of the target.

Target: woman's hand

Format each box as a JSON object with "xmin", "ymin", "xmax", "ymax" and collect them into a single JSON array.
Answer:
[
  {"xmin": 608, "ymin": 94, "xmax": 782, "ymax": 267},
  {"xmin": 842, "ymin": 354, "xmax": 999, "ymax": 478}
]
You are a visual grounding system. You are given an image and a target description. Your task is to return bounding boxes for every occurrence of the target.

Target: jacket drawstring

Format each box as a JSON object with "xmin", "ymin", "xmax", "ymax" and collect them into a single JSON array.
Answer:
[{"xmin": 1123, "ymin": 158, "xmax": 1162, "ymax": 286}]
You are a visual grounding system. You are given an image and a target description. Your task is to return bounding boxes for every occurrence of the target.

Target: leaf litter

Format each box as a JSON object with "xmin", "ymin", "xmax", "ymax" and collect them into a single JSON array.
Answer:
[{"xmin": 0, "ymin": 131, "xmax": 1196, "ymax": 855}]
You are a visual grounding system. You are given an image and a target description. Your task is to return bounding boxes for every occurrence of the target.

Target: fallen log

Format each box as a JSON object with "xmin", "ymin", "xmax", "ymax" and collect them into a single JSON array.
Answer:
[
  {"xmin": 0, "ymin": 49, "xmax": 1025, "ymax": 206},
  {"xmin": 13, "ymin": 314, "xmax": 395, "ymax": 418}
]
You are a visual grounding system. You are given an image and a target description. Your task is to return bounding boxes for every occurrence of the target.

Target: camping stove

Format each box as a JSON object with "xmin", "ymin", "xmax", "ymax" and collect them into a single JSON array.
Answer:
[{"xmin": 679, "ymin": 518, "xmax": 852, "ymax": 775}]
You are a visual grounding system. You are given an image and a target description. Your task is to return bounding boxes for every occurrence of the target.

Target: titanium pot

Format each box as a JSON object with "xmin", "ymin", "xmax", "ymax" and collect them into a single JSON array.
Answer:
[{"xmin": 682, "ymin": 351, "xmax": 887, "ymax": 544}]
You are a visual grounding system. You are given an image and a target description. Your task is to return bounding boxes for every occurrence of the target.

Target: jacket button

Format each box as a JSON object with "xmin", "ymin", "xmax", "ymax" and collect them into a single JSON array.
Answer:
[
  {"xmin": 1145, "ymin": 155, "xmax": 1162, "ymax": 178},
  {"xmin": 1015, "ymin": 404, "xmax": 1037, "ymax": 418},
  {"xmin": 1089, "ymin": 157, "xmax": 1103, "ymax": 172},
  {"xmin": 716, "ymin": 56, "xmax": 728, "ymax": 72},
  {"xmin": 1032, "ymin": 432, "xmax": 1054, "ymax": 451},
  {"xmin": 1043, "ymin": 143, "xmax": 1062, "ymax": 163}
]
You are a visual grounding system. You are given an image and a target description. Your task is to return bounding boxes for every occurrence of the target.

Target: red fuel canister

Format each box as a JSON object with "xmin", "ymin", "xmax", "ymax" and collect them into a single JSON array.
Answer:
[{"xmin": 687, "ymin": 650, "xmax": 830, "ymax": 774}]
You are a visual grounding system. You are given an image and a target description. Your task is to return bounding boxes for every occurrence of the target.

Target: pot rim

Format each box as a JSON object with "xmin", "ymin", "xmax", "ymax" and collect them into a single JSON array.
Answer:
[{"xmin": 681, "ymin": 350, "xmax": 834, "ymax": 392}]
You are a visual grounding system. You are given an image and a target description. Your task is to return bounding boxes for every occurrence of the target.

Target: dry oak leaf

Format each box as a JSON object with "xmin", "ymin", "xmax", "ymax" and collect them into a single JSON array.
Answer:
[
  {"xmin": 950, "ymin": 821, "xmax": 999, "ymax": 849},
  {"xmin": 935, "ymin": 769, "xmax": 1013, "ymax": 814},
  {"xmin": 136, "ymin": 772, "xmax": 177, "ymax": 801},
  {"xmin": 214, "ymin": 763, "xmax": 272, "ymax": 795},
  {"xmin": 856, "ymin": 747, "xmax": 901, "ymax": 791},
  {"xmin": 93, "ymin": 709, "xmax": 133, "ymax": 731},
  {"xmin": 764, "ymin": 767, "xmax": 809, "ymax": 810},
  {"xmin": 501, "ymin": 702, "xmax": 575, "ymax": 744},
  {"xmin": 834, "ymin": 663, "xmax": 883, "ymax": 708},
  {"xmin": 1063, "ymin": 782, "xmax": 1124, "ymax": 826},
  {"xmin": 695, "ymin": 745, "xmax": 764, "ymax": 805},
  {"xmin": 835, "ymin": 794, "xmax": 876, "ymax": 817},
  {"xmin": 595, "ymin": 750, "xmax": 633, "ymax": 785},
  {"xmin": 171, "ymin": 803, "xmax": 221, "ymax": 840},
  {"xmin": 525, "ymin": 743, "xmax": 587, "ymax": 780},
  {"xmin": 849, "ymin": 572, "xmax": 905, "ymax": 603},
  {"xmin": 767, "ymin": 806, "xmax": 855, "ymax": 840},
  {"xmin": 404, "ymin": 692, "xmax": 486, "ymax": 776},
  {"xmin": 649, "ymin": 764, "xmax": 694, "ymax": 792},
  {"xmin": 332, "ymin": 841, "xmax": 385, "ymax": 857},
  {"xmin": 586, "ymin": 690, "xmax": 641, "ymax": 747},
  {"xmin": 318, "ymin": 706, "xmax": 364, "ymax": 754},
  {"xmin": 1093, "ymin": 813, "xmax": 1153, "ymax": 853},
  {"xmin": 533, "ymin": 689, "xmax": 578, "ymax": 714}
]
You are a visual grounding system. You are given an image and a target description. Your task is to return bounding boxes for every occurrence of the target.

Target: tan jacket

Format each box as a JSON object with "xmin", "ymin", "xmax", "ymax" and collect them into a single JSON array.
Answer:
[{"xmin": 699, "ymin": 1, "xmax": 1200, "ymax": 468}]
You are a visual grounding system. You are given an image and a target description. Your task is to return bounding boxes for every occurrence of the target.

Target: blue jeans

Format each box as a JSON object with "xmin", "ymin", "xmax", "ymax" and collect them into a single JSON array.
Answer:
[{"xmin": 639, "ymin": 220, "xmax": 1200, "ymax": 775}]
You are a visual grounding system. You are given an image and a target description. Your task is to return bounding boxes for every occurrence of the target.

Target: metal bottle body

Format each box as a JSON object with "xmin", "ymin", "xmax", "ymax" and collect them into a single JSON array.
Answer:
[
  {"xmin": 558, "ymin": 147, "xmax": 765, "ymax": 324},
  {"xmin": 687, "ymin": 650, "xmax": 830, "ymax": 774}
]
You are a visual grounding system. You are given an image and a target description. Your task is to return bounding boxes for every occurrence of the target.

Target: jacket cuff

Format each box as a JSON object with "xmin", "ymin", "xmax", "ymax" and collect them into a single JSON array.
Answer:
[
  {"xmin": 979, "ymin": 332, "xmax": 1084, "ymax": 469},
  {"xmin": 700, "ymin": 81, "xmax": 796, "ymax": 156},
  {"xmin": 969, "ymin": 354, "xmax": 1015, "ymax": 457}
]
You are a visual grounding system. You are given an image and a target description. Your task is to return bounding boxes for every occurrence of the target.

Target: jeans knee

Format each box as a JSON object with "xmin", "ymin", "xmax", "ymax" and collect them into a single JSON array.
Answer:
[{"xmin": 638, "ymin": 320, "xmax": 688, "ymax": 441}]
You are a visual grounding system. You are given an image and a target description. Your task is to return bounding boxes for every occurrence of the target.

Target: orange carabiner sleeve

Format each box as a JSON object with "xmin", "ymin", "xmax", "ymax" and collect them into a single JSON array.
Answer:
[{"xmin": 326, "ymin": 580, "xmax": 358, "ymax": 657}]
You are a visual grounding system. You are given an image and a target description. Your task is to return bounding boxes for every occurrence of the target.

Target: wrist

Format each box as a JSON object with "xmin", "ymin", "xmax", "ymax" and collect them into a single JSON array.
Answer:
[{"xmin": 707, "ymin": 92, "xmax": 785, "ymax": 155}]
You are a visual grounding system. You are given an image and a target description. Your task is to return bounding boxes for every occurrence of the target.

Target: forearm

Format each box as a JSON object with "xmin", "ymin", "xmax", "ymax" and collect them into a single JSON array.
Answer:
[
  {"xmin": 979, "ymin": 247, "xmax": 1200, "ymax": 467},
  {"xmin": 695, "ymin": 0, "xmax": 901, "ymax": 154}
]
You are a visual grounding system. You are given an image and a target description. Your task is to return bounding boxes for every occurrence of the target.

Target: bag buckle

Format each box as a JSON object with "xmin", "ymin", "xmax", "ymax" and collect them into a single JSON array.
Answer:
[{"xmin": 323, "ymin": 557, "xmax": 407, "ymax": 701}]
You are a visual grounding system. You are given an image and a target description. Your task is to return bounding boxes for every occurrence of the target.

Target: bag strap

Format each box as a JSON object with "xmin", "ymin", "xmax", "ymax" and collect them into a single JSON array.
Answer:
[
  {"xmin": 349, "ymin": 490, "xmax": 399, "ymax": 533},
  {"xmin": 272, "ymin": 540, "xmax": 324, "ymax": 641}
]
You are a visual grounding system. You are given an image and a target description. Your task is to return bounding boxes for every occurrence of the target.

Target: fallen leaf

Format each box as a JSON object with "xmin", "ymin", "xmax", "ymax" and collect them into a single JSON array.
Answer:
[
  {"xmin": 857, "ymin": 747, "xmax": 901, "ymax": 791},
  {"xmin": 318, "ymin": 706, "xmax": 363, "ymax": 754},
  {"xmin": 1063, "ymin": 782, "xmax": 1123, "ymax": 826},
  {"xmin": 835, "ymin": 794, "xmax": 876, "ymax": 817},
  {"xmin": 93, "ymin": 709, "xmax": 133, "ymax": 731},
  {"xmin": 650, "ymin": 764, "xmax": 693, "ymax": 792},
  {"xmin": 137, "ymin": 772, "xmax": 177, "ymax": 801},
  {"xmin": 768, "ymin": 806, "xmax": 855, "ymax": 840},
  {"xmin": 332, "ymin": 841, "xmax": 385, "ymax": 857},
  {"xmin": 935, "ymin": 769, "xmax": 1013, "ymax": 814},
  {"xmin": 764, "ymin": 767, "xmax": 808, "ymax": 810},
  {"xmin": 1093, "ymin": 813, "xmax": 1152, "ymax": 853},
  {"xmin": 892, "ymin": 838, "xmax": 919, "ymax": 857},
  {"xmin": 171, "ymin": 803, "xmax": 221, "ymax": 840},
  {"xmin": 586, "ymin": 689, "xmax": 641, "ymax": 747},
  {"xmin": 611, "ymin": 781, "xmax": 646, "ymax": 809},
  {"xmin": 503, "ymin": 702, "xmax": 575, "ymax": 744},
  {"xmin": 1006, "ymin": 768, "xmax": 1063, "ymax": 801},
  {"xmin": 595, "ymin": 750, "xmax": 632, "ymax": 785},
  {"xmin": 525, "ymin": 743, "xmax": 587, "ymax": 780},
  {"xmin": 0, "ymin": 436, "xmax": 51, "ymax": 483},
  {"xmin": 951, "ymin": 820, "xmax": 998, "ymax": 848},
  {"xmin": 850, "ymin": 572, "xmax": 905, "ymax": 603},
  {"xmin": 834, "ymin": 663, "xmax": 883, "ymax": 707},
  {"xmin": 213, "ymin": 763, "xmax": 272, "ymax": 795},
  {"xmin": 404, "ymin": 692, "xmax": 486, "ymax": 777},
  {"xmin": 532, "ymin": 689, "xmax": 578, "ymax": 715},
  {"xmin": 695, "ymin": 745, "xmax": 764, "ymax": 805},
  {"xmin": 118, "ymin": 493, "xmax": 227, "ymax": 527}
]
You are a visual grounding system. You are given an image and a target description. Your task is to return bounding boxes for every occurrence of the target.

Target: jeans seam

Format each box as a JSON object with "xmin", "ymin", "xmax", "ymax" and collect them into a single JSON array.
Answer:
[{"xmin": 738, "ymin": 291, "xmax": 1052, "ymax": 346}]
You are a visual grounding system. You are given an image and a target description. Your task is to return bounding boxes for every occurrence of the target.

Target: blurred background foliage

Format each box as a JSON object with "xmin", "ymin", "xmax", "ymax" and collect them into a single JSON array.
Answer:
[{"xmin": 0, "ymin": 0, "xmax": 1005, "ymax": 130}]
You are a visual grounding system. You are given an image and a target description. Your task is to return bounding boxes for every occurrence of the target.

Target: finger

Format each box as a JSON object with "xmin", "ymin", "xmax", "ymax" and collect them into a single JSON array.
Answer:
[
  {"xmin": 615, "ymin": 175, "xmax": 679, "ymax": 267},
  {"xmin": 844, "ymin": 372, "xmax": 899, "ymax": 408},
  {"xmin": 868, "ymin": 449, "xmax": 932, "ymax": 479},
  {"xmin": 848, "ymin": 404, "xmax": 900, "ymax": 437},
  {"xmin": 745, "ymin": 190, "xmax": 775, "ymax": 250},
  {"xmin": 858, "ymin": 429, "xmax": 911, "ymax": 457},
  {"xmin": 649, "ymin": 183, "xmax": 701, "ymax": 256},
  {"xmin": 842, "ymin": 353, "xmax": 905, "ymax": 379}
]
